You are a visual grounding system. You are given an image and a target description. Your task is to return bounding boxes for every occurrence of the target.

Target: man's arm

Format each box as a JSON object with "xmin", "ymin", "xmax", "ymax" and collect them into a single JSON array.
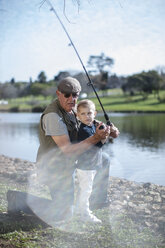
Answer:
[{"xmin": 51, "ymin": 123, "xmax": 110, "ymax": 156}]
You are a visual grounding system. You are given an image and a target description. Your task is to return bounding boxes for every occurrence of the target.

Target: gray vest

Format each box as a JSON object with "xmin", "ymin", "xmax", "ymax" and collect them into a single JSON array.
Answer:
[{"xmin": 37, "ymin": 99, "xmax": 79, "ymax": 161}]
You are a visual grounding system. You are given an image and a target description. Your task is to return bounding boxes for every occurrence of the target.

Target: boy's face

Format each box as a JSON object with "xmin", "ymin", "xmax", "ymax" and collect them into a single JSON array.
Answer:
[{"xmin": 77, "ymin": 106, "xmax": 96, "ymax": 126}]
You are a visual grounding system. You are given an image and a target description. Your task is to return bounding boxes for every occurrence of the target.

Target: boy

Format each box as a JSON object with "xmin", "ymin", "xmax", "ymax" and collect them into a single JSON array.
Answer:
[{"xmin": 75, "ymin": 99, "xmax": 115, "ymax": 223}]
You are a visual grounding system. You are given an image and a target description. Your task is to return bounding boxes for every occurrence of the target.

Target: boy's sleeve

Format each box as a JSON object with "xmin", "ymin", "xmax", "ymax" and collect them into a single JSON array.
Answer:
[{"xmin": 78, "ymin": 128, "xmax": 91, "ymax": 141}]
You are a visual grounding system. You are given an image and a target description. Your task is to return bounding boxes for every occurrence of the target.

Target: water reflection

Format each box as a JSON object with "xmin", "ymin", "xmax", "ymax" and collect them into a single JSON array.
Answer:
[
  {"xmin": 99, "ymin": 113, "xmax": 165, "ymax": 150},
  {"xmin": 0, "ymin": 113, "xmax": 40, "ymax": 161},
  {"xmin": 120, "ymin": 114, "xmax": 165, "ymax": 149},
  {"xmin": 1, "ymin": 123, "xmax": 38, "ymax": 139},
  {"xmin": 0, "ymin": 112, "xmax": 165, "ymax": 185},
  {"xmin": 99, "ymin": 113, "xmax": 165, "ymax": 185}
]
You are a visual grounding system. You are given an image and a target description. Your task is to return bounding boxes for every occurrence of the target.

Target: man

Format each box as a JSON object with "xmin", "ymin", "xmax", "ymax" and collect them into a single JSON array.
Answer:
[{"xmin": 36, "ymin": 76, "xmax": 119, "ymax": 222}]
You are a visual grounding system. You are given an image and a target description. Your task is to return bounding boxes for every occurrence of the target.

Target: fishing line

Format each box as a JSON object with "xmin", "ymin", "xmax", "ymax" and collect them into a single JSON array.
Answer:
[{"xmin": 42, "ymin": 0, "xmax": 112, "ymax": 126}]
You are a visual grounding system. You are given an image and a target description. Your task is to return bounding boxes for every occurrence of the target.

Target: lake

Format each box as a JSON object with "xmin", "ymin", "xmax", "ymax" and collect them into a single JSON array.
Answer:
[{"xmin": 0, "ymin": 112, "xmax": 165, "ymax": 186}]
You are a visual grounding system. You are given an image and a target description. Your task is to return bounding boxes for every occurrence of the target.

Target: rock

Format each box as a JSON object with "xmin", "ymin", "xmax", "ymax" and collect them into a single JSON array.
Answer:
[
  {"xmin": 143, "ymin": 183, "xmax": 152, "ymax": 188},
  {"xmin": 145, "ymin": 221, "xmax": 153, "ymax": 228},
  {"xmin": 0, "ymin": 154, "xmax": 35, "ymax": 182},
  {"xmin": 152, "ymin": 204, "xmax": 161, "ymax": 210},
  {"xmin": 128, "ymin": 202, "xmax": 136, "ymax": 208},
  {"xmin": 144, "ymin": 209, "xmax": 152, "ymax": 215},
  {"xmin": 154, "ymin": 195, "xmax": 162, "ymax": 203},
  {"xmin": 144, "ymin": 196, "xmax": 153, "ymax": 202}
]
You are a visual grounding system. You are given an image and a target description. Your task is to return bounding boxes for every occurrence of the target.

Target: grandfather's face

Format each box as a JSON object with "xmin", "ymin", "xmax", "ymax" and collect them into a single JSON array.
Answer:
[{"xmin": 56, "ymin": 90, "xmax": 79, "ymax": 112}]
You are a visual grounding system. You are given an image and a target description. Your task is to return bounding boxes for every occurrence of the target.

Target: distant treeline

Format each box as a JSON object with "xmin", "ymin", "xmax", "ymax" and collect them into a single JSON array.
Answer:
[
  {"xmin": 1, "ymin": 53, "xmax": 165, "ymax": 101},
  {"xmin": 0, "ymin": 69, "xmax": 165, "ymax": 100}
]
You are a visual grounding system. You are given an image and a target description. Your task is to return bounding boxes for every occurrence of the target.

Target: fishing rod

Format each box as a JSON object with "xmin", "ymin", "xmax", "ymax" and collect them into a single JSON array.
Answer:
[{"xmin": 44, "ymin": 0, "xmax": 112, "ymax": 126}]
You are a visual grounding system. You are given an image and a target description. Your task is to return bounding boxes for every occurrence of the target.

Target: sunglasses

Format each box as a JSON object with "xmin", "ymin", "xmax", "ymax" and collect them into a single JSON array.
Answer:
[{"xmin": 62, "ymin": 92, "xmax": 79, "ymax": 98}]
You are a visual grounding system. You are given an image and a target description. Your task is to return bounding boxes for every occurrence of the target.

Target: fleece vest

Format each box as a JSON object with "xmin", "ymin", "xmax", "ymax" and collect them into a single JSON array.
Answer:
[{"xmin": 37, "ymin": 99, "xmax": 79, "ymax": 161}]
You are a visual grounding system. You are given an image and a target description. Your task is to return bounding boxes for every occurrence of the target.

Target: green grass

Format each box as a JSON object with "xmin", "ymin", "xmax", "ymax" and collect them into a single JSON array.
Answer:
[
  {"xmin": 0, "ymin": 90, "xmax": 165, "ymax": 112},
  {"xmin": 92, "ymin": 90, "xmax": 165, "ymax": 112},
  {"xmin": 0, "ymin": 179, "xmax": 164, "ymax": 248}
]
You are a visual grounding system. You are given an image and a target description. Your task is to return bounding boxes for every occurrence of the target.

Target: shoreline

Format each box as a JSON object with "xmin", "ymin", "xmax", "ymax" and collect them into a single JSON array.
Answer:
[
  {"xmin": 0, "ymin": 154, "xmax": 165, "ymax": 239},
  {"xmin": 1, "ymin": 109, "xmax": 165, "ymax": 114}
]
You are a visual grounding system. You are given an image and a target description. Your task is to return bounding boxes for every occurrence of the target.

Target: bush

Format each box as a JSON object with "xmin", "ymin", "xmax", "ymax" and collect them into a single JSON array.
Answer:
[
  {"xmin": 32, "ymin": 105, "xmax": 46, "ymax": 112},
  {"xmin": 158, "ymin": 93, "xmax": 165, "ymax": 103},
  {"xmin": 9, "ymin": 106, "xmax": 19, "ymax": 112},
  {"xmin": 30, "ymin": 83, "xmax": 48, "ymax": 96}
]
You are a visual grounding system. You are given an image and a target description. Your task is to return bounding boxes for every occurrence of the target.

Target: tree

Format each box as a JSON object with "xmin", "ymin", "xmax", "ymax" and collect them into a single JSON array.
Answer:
[
  {"xmin": 37, "ymin": 71, "xmax": 47, "ymax": 84},
  {"xmin": 156, "ymin": 66, "xmax": 165, "ymax": 89},
  {"xmin": 10, "ymin": 78, "xmax": 15, "ymax": 84},
  {"xmin": 87, "ymin": 53, "xmax": 114, "ymax": 74},
  {"xmin": 146, "ymin": 70, "xmax": 162, "ymax": 98},
  {"xmin": 30, "ymin": 83, "xmax": 48, "ymax": 96},
  {"xmin": 87, "ymin": 53, "xmax": 114, "ymax": 91},
  {"xmin": 29, "ymin": 77, "xmax": 33, "ymax": 84},
  {"xmin": 108, "ymin": 74, "xmax": 123, "ymax": 89},
  {"xmin": 74, "ymin": 72, "xmax": 92, "ymax": 94},
  {"xmin": 42, "ymin": 86, "xmax": 57, "ymax": 99},
  {"xmin": 122, "ymin": 70, "xmax": 161, "ymax": 98},
  {"xmin": 54, "ymin": 71, "xmax": 70, "ymax": 81},
  {"xmin": 1, "ymin": 83, "xmax": 18, "ymax": 99}
]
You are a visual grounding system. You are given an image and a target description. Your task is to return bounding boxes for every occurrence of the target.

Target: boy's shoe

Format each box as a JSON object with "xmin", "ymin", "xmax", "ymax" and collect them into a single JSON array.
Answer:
[
  {"xmin": 75, "ymin": 209, "xmax": 102, "ymax": 224},
  {"xmin": 80, "ymin": 211, "xmax": 102, "ymax": 224}
]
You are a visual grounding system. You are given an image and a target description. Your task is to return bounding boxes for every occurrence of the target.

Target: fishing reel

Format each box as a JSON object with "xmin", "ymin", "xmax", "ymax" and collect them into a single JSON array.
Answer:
[
  {"xmin": 93, "ymin": 120, "xmax": 105, "ymax": 130},
  {"xmin": 99, "ymin": 125, "xmax": 105, "ymax": 130}
]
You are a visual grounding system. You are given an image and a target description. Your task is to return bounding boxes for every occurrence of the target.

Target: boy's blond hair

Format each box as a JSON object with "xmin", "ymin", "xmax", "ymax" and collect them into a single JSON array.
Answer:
[{"xmin": 77, "ymin": 99, "xmax": 96, "ymax": 112}]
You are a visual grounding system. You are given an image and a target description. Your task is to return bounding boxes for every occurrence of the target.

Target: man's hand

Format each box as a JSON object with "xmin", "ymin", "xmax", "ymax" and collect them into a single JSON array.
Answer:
[
  {"xmin": 110, "ymin": 123, "xmax": 120, "ymax": 138},
  {"xmin": 95, "ymin": 122, "xmax": 110, "ymax": 140}
]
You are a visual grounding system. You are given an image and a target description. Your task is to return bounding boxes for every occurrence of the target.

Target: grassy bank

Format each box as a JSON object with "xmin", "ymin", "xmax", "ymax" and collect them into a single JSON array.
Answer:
[
  {"xmin": 0, "ymin": 178, "xmax": 163, "ymax": 248},
  {"xmin": 92, "ymin": 89, "xmax": 165, "ymax": 113},
  {"xmin": 0, "ymin": 90, "xmax": 165, "ymax": 113}
]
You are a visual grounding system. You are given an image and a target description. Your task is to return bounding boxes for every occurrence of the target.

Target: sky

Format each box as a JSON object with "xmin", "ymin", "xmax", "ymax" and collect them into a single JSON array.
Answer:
[{"xmin": 0, "ymin": 0, "xmax": 165, "ymax": 82}]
